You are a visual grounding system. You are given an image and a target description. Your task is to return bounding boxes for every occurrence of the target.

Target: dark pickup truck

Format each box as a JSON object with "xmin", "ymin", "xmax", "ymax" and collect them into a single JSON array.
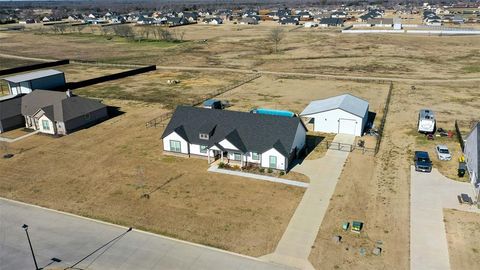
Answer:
[{"xmin": 415, "ymin": 151, "xmax": 432, "ymax": 173}]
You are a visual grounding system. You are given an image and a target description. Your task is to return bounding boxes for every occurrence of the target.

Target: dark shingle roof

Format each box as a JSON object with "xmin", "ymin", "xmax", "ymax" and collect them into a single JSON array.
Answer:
[
  {"xmin": 0, "ymin": 95, "xmax": 23, "ymax": 120},
  {"xmin": 161, "ymin": 106, "xmax": 306, "ymax": 156}
]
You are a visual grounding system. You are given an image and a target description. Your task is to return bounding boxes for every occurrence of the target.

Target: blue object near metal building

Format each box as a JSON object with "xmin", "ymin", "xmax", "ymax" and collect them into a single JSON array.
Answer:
[{"xmin": 251, "ymin": 108, "xmax": 295, "ymax": 117}]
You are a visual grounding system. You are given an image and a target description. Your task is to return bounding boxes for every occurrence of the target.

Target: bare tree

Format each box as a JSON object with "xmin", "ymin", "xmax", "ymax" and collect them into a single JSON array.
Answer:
[
  {"xmin": 75, "ymin": 24, "xmax": 86, "ymax": 34},
  {"xmin": 157, "ymin": 27, "xmax": 172, "ymax": 41},
  {"xmin": 112, "ymin": 24, "xmax": 134, "ymax": 40},
  {"xmin": 52, "ymin": 24, "xmax": 67, "ymax": 35},
  {"xmin": 268, "ymin": 27, "xmax": 285, "ymax": 54}
]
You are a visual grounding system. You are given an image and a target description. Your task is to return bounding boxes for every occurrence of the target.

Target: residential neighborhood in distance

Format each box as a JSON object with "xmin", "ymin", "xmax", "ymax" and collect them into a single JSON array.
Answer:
[{"xmin": 0, "ymin": 0, "xmax": 479, "ymax": 270}]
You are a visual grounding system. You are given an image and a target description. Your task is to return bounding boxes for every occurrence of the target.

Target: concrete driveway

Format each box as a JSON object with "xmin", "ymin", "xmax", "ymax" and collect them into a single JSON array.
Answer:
[
  {"xmin": 264, "ymin": 134, "xmax": 355, "ymax": 270},
  {"xmin": 0, "ymin": 198, "xmax": 294, "ymax": 270},
  {"xmin": 410, "ymin": 166, "xmax": 479, "ymax": 270}
]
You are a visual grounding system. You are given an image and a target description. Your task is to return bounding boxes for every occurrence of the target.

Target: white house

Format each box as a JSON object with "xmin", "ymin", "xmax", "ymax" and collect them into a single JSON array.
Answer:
[
  {"xmin": 161, "ymin": 106, "xmax": 307, "ymax": 171},
  {"xmin": 3, "ymin": 69, "xmax": 66, "ymax": 95},
  {"xmin": 300, "ymin": 94, "xmax": 369, "ymax": 136}
]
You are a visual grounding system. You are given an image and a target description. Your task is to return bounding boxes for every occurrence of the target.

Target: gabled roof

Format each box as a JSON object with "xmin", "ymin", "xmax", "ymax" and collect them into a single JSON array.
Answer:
[
  {"xmin": 21, "ymin": 90, "xmax": 106, "ymax": 122},
  {"xmin": 300, "ymin": 94, "xmax": 369, "ymax": 118},
  {"xmin": 3, "ymin": 69, "xmax": 64, "ymax": 84},
  {"xmin": 161, "ymin": 106, "xmax": 306, "ymax": 156}
]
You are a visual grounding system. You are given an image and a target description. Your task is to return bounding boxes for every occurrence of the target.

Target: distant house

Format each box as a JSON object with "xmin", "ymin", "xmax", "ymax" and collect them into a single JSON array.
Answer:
[
  {"xmin": 161, "ymin": 106, "xmax": 307, "ymax": 171},
  {"xmin": 181, "ymin": 12, "xmax": 199, "ymax": 22},
  {"xmin": 331, "ymin": 11, "xmax": 348, "ymax": 18},
  {"xmin": 3, "ymin": 69, "xmax": 66, "ymax": 95},
  {"xmin": 21, "ymin": 90, "xmax": 108, "ymax": 135},
  {"xmin": 296, "ymin": 11, "xmax": 312, "ymax": 20},
  {"xmin": 300, "ymin": 94, "xmax": 369, "ymax": 136},
  {"xmin": 0, "ymin": 95, "xmax": 24, "ymax": 133},
  {"xmin": 465, "ymin": 122, "xmax": 479, "ymax": 195},
  {"xmin": 318, "ymin": 18, "xmax": 344, "ymax": 27},
  {"xmin": 304, "ymin": 21, "xmax": 318, "ymax": 28},
  {"xmin": 166, "ymin": 16, "xmax": 189, "ymax": 26},
  {"xmin": 239, "ymin": 17, "xmax": 258, "ymax": 25},
  {"xmin": 204, "ymin": 17, "xmax": 223, "ymax": 24},
  {"xmin": 367, "ymin": 18, "xmax": 394, "ymax": 27},
  {"xmin": 279, "ymin": 16, "xmax": 299, "ymax": 25}
]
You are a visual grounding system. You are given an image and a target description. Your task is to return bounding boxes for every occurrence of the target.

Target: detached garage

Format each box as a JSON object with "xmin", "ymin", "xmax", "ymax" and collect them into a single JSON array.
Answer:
[{"xmin": 300, "ymin": 94, "xmax": 369, "ymax": 136}]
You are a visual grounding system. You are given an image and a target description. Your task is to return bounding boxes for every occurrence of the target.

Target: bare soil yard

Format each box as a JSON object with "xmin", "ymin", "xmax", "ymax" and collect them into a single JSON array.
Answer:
[
  {"xmin": 0, "ymin": 99, "xmax": 304, "ymax": 256},
  {"xmin": 444, "ymin": 209, "xmax": 480, "ymax": 270}
]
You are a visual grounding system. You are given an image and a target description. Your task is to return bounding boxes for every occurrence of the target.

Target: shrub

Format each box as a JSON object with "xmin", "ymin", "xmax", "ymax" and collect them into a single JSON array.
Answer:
[
  {"xmin": 218, "ymin": 162, "xmax": 225, "ymax": 168},
  {"xmin": 280, "ymin": 171, "xmax": 285, "ymax": 176},
  {"xmin": 259, "ymin": 168, "xmax": 265, "ymax": 173},
  {"xmin": 268, "ymin": 168, "xmax": 273, "ymax": 173}
]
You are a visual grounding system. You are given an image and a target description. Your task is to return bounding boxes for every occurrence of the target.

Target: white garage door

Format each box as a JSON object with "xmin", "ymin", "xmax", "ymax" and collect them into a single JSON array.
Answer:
[{"xmin": 338, "ymin": 119, "xmax": 357, "ymax": 135}]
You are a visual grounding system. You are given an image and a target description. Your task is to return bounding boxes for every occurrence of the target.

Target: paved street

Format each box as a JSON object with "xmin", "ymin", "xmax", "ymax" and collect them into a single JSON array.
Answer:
[
  {"xmin": 0, "ymin": 198, "xmax": 294, "ymax": 270},
  {"xmin": 264, "ymin": 134, "xmax": 355, "ymax": 270},
  {"xmin": 410, "ymin": 167, "xmax": 479, "ymax": 270}
]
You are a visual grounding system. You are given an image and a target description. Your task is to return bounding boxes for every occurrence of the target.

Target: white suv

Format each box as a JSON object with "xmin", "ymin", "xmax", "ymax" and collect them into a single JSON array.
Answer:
[{"xmin": 435, "ymin": 145, "xmax": 452, "ymax": 161}]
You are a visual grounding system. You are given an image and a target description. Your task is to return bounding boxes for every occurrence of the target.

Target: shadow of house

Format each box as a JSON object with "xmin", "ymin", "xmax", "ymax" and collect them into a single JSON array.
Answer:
[{"xmin": 288, "ymin": 133, "xmax": 327, "ymax": 169}]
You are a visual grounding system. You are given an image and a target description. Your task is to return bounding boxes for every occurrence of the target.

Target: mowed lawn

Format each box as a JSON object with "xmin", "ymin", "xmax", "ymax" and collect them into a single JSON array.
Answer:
[{"xmin": 0, "ymin": 99, "xmax": 304, "ymax": 256}]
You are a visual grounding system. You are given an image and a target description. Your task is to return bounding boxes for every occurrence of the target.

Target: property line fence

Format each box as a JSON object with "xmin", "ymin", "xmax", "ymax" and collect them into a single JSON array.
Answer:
[
  {"xmin": 321, "ymin": 140, "xmax": 375, "ymax": 155},
  {"xmin": 375, "ymin": 81, "xmax": 393, "ymax": 155},
  {"xmin": 71, "ymin": 60, "xmax": 146, "ymax": 68},
  {"xmin": 145, "ymin": 73, "xmax": 262, "ymax": 128},
  {"xmin": 455, "ymin": 120, "xmax": 465, "ymax": 151},
  {"xmin": 0, "ymin": 59, "xmax": 69, "ymax": 76},
  {"xmin": 66, "ymin": 65, "xmax": 156, "ymax": 89}
]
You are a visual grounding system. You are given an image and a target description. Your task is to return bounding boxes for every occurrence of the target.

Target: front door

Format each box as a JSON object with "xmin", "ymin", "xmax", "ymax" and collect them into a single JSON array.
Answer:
[{"xmin": 269, "ymin": 156, "xmax": 277, "ymax": 169}]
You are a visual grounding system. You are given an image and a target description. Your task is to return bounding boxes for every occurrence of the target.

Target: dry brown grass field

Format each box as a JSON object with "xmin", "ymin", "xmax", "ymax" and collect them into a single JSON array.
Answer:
[
  {"xmin": 0, "ymin": 99, "xmax": 304, "ymax": 256},
  {"xmin": 1, "ymin": 22, "xmax": 480, "ymax": 269},
  {"xmin": 444, "ymin": 209, "xmax": 480, "ymax": 270}
]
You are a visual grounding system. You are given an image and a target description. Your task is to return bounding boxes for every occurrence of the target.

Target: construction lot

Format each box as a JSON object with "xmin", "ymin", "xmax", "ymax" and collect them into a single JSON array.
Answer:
[{"xmin": 1, "ymin": 22, "xmax": 480, "ymax": 269}]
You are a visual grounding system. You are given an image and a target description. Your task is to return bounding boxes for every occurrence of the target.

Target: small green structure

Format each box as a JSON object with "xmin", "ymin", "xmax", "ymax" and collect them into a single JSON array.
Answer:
[
  {"xmin": 342, "ymin": 222, "xmax": 350, "ymax": 231},
  {"xmin": 351, "ymin": 221, "xmax": 363, "ymax": 233}
]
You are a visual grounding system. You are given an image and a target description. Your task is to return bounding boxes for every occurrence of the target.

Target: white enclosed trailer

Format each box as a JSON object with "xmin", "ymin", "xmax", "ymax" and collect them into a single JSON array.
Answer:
[{"xmin": 418, "ymin": 109, "xmax": 436, "ymax": 133}]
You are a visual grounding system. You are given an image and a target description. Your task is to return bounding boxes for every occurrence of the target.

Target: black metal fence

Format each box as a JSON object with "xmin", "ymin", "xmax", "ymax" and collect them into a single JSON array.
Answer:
[
  {"xmin": 66, "ymin": 65, "xmax": 156, "ymax": 90},
  {"xmin": 375, "ymin": 82, "xmax": 393, "ymax": 155},
  {"xmin": 0, "ymin": 59, "xmax": 69, "ymax": 76},
  {"xmin": 455, "ymin": 120, "xmax": 465, "ymax": 151}
]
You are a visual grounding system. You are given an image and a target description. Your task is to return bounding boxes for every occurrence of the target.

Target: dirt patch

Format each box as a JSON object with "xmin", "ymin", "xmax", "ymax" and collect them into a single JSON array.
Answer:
[
  {"xmin": 444, "ymin": 209, "xmax": 480, "ymax": 270},
  {"xmin": 0, "ymin": 99, "xmax": 304, "ymax": 256}
]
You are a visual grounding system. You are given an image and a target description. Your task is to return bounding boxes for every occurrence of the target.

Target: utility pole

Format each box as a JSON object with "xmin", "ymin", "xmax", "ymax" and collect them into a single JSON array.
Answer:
[{"xmin": 22, "ymin": 224, "xmax": 39, "ymax": 270}]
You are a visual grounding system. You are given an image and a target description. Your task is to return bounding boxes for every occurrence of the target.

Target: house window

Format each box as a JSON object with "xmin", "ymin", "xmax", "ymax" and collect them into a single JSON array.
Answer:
[
  {"xmin": 200, "ymin": 145, "xmax": 208, "ymax": 154},
  {"xmin": 269, "ymin": 156, "xmax": 277, "ymax": 168},
  {"xmin": 169, "ymin": 140, "xmax": 181, "ymax": 153},
  {"xmin": 234, "ymin": 153, "xmax": 241, "ymax": 161},
  {"xmin": 252, "ymin": 152, "xmax": 259, "ymax": 160},
  {"xmin": 41, "ymin": 120, "xmax": 50, "ymax": 131},
  {"xmin": 199, "ymin": 133, "xmax": 209, "ymax": 140}
]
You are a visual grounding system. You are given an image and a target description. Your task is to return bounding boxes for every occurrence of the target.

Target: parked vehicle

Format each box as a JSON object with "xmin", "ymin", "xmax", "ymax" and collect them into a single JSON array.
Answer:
[
  {"xmin": 435, "ymin": 145, "xmax": 452, "ymax": 161},
  {"xmin": 414, "ymin": 151, "xmax": 432, "ymax": 172},
  {"xmin": 418, "ymin": 109, "xmax": 436, "ymax": 133}
]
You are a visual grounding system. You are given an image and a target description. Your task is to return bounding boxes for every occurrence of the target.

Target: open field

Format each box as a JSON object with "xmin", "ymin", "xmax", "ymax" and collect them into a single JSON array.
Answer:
[
  {"xmin": 1, "ymin": 24, "xmax": 480, "ymax": 79},
  {"xmin": 75, "ymin": 69, "xmax": 245, "ymax": 108},
  {"xmin": 444, "ymin": 209, "xmax": 480, "ymax": 270},
  {"xmin": 0, "ymin": 99, "xmax": 304, "ymax": 256},
  {"xmin": 0, "ymin": 56, "xmax": 40, "ymax": 69}
]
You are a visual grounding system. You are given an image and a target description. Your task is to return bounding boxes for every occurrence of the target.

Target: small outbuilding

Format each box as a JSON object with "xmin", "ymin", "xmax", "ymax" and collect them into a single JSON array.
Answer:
[
  {"xmin": 300, "ymin": 94, "xmax": 369, "ymax": 136},
  {"xmin": 3, "ymin": 69, "xmax": 66, "ymax": 95},
  {"xmin": 0, "ymin": 95, "xmax": 25, "ymax": 133}
]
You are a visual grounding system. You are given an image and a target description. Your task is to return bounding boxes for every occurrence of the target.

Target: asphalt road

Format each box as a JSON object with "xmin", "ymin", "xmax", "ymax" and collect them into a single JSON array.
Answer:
[{"xmin": 0, "ymin": 198, "xmax": 294, "ymax": 270}]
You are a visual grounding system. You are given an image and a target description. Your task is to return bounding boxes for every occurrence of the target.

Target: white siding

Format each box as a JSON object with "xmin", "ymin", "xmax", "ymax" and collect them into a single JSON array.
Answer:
[
  {"xmin": 246, "ymin": 151, "xmax": 261, "ymax": 164},
  {"xmin": 218, "ymin": 139, "xmax": 239, "ymax": 151},
  {"xmin": 308, "ymin": 109, "xmax": 364, "ymax": 136},
  {"xmin": 163, "ymin": 132, "xmax": 189, "ymax": 154},
  {"xmin": 38, "ymin": 115, "xmax": 56, "ymax": 135},
  {"xmin": 465, "ymin": 128, "xmax": 478, "ymax": 187},
  {"xmin": 261, "ymin": 148, "xmax": 286, "ymax": 170},
  {"xmin": 189, "ymin": 143, "xmax": 215, "ymax": 157}
]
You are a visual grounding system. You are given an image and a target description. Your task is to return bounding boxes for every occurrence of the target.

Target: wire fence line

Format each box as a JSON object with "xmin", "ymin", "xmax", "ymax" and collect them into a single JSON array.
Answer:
[
  {"xmin": 375, "ymin": 81, "xmax": 393, "ymax": 155},
  {"xmin": 145, "ymin": 73, "xmax": 262, "ymax": 128}
]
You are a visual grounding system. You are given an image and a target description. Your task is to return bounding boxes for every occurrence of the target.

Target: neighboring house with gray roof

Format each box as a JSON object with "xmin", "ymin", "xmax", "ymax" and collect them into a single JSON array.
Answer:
[
  {"xmin": 464, "ymin": 122, "xmax": 479, "ymax": 195},
  {"xmin": 21, "ymin": 90, "xmax": 108, "ymax": 135},
  {"xmin": 0, "ymin": 95, "xmax": 25, "ymax": 133},
  {"xmin": 300, "ymin": 94, "xmax": 369, "ymax": 136},
  {"xmin": 3, "ymin": 69, "xmax": 66, "ymax": 95},
  {"xmin": 161, "ymin": 106, "xmax": 307, "ymax": 171}
]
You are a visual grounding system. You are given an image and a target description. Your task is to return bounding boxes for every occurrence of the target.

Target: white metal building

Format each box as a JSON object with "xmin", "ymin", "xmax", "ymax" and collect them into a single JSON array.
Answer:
[
  {"xmin": 3, "ymin": 69, "xmax": 66, "ymax": 95},
  {"xmin": 300, "ymin": 94, "xmax": 369, "ymax": 136}
]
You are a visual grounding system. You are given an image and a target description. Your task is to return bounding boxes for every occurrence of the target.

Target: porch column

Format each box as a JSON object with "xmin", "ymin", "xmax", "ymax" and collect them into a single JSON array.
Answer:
[
  {"xmin": 241, "ymin": 154, "xmax": 244, "ymax": 168},
  {"xmin": 207, "ymin": 149, "xmax": 211, "ymax": 164},
  {"xmin": 221, "ymin": 151, "xmax": 224, "ymax": 162}
]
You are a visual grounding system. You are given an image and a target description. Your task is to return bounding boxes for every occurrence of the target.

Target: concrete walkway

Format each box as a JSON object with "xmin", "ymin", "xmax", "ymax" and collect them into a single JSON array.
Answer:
[
  {"xmin": 263, "ymin": 134, "xmax": 355, "ymax": 269},
  {"xmin": 0, "ymin": 197, "xmax": 294, "ymax": 270},
  {"xmin": 410, "ymin": 167, "xmax": 480, "ymax": 270},
  {"xmin": 208, "ymin": 165, "xmax": 309, "ymax": 188},
  {"xmin": 0, "ymin": 130, "xmax": 39, "ymax": 143}
]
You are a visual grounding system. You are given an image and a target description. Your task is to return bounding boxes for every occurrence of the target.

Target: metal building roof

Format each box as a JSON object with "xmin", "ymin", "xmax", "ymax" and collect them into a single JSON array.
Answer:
[
  {"xmin": 3, "ymin": 69, "xmax": 64, "ymax": 83},
  {"xmin": 300, "ymin": 94, "xmax": 369, "ymax": 118}
]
